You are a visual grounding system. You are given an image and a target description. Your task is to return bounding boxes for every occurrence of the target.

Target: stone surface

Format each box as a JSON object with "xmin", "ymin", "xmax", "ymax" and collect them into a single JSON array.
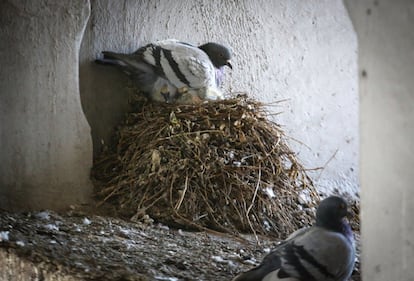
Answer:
[
  {"xmin": 0, "ymin": 209, "xmax": 360, "ymax": 280},
  {"xmin": 0, "ymin": 0, "xmax": 93, "ymax": 210}
]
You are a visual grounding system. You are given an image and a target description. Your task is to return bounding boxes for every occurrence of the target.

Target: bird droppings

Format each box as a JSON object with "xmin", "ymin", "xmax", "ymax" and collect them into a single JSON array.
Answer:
[
  {"xmin": 44, "ymin": 224, "xmax": 59, "ymax": 231},
  {"xmin": 211, "ymin": 255, "xmax": 226, "ymax": 263},
  {"xmin": 15, "ymin": 241, "xmax": 25, "ymax": 247},
  {"xmin": 155, "ymin": 276, "xmax": 179, "ymax": 281},
  {"xmin": 35, "ymin": 211, "xmax": 51, "ymax": 220},
  {"xmin": 0, "ymin": 231, "xmax": 9, "ymax": 242},
  {"xmin": 82, "ymin": 217, "xmax": 91, "ymax": 225},
  {"xmin": 92, "ymin": 93, "xmax": 320, "ymax": 238}
]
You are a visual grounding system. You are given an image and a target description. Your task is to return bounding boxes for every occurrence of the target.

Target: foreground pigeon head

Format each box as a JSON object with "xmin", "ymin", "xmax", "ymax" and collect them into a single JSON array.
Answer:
[
  {"xmin": 315, "ymin": 196, "xmax": 349, "ymax": 232},
  {"xmin": 198, "ymin": 42, "xmax": 232, "ymax": 69}
]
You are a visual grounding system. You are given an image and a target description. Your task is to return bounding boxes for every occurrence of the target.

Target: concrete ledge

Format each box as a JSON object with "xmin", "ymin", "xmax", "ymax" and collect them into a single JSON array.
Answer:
[{"xmin": 0, "ymin": 249, "xmax": 80, "ymax": 281}]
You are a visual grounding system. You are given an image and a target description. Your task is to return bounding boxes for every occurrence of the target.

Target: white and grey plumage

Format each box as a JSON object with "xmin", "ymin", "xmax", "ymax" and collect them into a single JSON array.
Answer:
[
  {"xmin": 96, "ymin": 39, "xmax": 232, "ymax": 103},
  {"xmin": 232, "ymin": 196, "xmax": 355, "ymax": 281}
]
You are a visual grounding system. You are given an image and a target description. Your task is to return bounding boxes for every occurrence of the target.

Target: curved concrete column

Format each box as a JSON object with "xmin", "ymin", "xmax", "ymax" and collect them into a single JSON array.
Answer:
[{"xmin": 0, "ymin": 0, "xmax": 93, "ymax": 210}]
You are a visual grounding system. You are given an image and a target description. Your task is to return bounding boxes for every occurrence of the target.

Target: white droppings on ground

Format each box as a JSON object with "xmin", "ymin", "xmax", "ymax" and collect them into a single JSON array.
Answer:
[
  {"xmin": 0, "ymin": 231, "xmax": 9, "ymax": 242},
  {"xmin": 264, "ymin": 186, "xmax": 276, "ymax": 198},
  {"xmin": 263, "ymin": 247, "xmax": 271, "ymax": 254},
  {"xmin": 83, "ymin": 217, "xmax": 92, "ymax": 225},
  {"xmin": 35, "ymin": 211, "xmax": 51, "ymax": 220},
  {"xmin": 155, "ymin": 276, "xmax": 179, "ymax": 281},
  {"xmin": 298, "ymin": 189, "xmax": 312, "ymax": 205},
  {"xmin": 16, "ymin": 240, "xmax": 25, "ymax": 247},
  {"xmin": 44, "ymin": 224, "xmax": 59, "ymax": 231},
  {"xmin": 211, "ymin": 255, "xmax": 226, "ymax": 263}
]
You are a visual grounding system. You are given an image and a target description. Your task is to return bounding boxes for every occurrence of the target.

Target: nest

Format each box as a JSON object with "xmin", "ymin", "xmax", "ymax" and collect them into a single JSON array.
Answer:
[{"xmin": 92, "ymin": 93, "xmax": 320, "ymax": 238}]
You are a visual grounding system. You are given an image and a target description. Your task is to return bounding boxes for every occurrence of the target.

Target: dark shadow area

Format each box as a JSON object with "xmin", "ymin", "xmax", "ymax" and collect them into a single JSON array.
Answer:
[
  {"xmin": 78, "ymin": 3, "xmax": 131, "ymax": 159},
  {"xmin": 79, "ymin": 60, "xmax": 130, "ymax": 158}
]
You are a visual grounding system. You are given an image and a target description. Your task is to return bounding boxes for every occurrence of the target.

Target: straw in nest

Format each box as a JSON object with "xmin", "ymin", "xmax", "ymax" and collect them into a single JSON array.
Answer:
[{"xmin": 92, "ymin": 93, "xmax": 320, "ymax": 238}]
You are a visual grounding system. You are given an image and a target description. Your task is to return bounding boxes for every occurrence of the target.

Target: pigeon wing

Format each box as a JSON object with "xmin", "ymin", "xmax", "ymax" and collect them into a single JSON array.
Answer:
[
  {"xmin": 231, "ymin": 251, "xmax": 283, "ymax": 281},
  {"xmin": 279, "ymin": 227, "xmax": 355, "ymax": 281},
  {"xmin": 139, "ymin": 40, "xmax": 216, "ymax": 89}
]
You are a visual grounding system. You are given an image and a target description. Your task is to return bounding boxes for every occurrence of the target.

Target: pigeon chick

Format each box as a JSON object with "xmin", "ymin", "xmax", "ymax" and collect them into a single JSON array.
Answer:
[
  {"xmin": 96, "ymin": 39, "xmax": 232, "ymax": 103},
  {"xmin": 232, "ymin": 196, "xmax": 355, "ymax": 281}
]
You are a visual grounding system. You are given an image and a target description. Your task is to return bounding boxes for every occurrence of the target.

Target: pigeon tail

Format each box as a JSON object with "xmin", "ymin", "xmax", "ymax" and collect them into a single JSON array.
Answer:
[{"xmin": 97, "ymin": 51, "xmax": 159, "ymax": 94}]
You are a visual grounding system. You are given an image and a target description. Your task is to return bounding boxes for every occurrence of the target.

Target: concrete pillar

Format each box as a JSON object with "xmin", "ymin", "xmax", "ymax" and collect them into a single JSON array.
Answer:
[
  {"xmin": 0, "ymin": 0, "xmax": 93, "ymax": 210},
  {"xmin": 344, "ymin": 0, "xmax": 414, "ymax": 280}
]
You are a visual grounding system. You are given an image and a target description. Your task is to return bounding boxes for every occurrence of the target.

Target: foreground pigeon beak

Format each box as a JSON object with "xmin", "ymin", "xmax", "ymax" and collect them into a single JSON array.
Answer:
[{"xmin": 226, "ymin": 60, "xmax": 233, "ymax": 69}]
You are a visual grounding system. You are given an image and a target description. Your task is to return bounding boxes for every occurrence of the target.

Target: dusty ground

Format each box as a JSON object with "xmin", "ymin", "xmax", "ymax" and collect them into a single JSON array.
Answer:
[{"xmin": 0, "ymin": 208, "xmax": 360, "ymax": 281}]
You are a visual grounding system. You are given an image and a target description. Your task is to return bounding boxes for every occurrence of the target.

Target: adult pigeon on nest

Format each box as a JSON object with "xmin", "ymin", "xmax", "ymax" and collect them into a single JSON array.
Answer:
[
  {"xmin": 232, "ymin": 196, "xmax": 355, "ymax": 281},
  {"xmin": 96, "ymin": 39, "xmax": 232, "ymax": 104}
]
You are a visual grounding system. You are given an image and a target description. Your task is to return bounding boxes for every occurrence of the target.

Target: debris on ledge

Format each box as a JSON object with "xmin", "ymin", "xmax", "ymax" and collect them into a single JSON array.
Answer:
[
  {"xmin": 0, "ymin": 207, "xmax": 360, "ymax": 281},
  {"xmin": 0, "ymin": 209, "xmax": 275, "ymax": 281}
]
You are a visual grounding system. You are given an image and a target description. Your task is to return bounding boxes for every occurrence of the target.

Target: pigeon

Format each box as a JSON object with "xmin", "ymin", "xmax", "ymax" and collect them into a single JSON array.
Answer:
[
  {"xmin": 232, "ymin": 196, "xmax": 355, "ymax": 281},
  {"xmin": 96, "ymin": 39, "xmax": 232, "ymax": 103}
]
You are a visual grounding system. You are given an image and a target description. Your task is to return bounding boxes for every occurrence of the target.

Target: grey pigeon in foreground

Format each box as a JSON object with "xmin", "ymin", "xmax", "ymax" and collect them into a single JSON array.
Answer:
[
  {"xmin": 96, "ymin": 39, "xmax": 232, "ymax": 104},
  {"xmin": 232, "ymin": 196, "xmax": 355, "ymax": 281}
]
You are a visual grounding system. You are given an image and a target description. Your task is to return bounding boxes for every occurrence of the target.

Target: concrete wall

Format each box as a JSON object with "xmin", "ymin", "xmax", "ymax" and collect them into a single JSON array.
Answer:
[
  {"xmin": 0, "ymin": 0, "xmax": 92, "ymax": 210},
  {"xmin": 80, "ymin": 0, "xmax": 359, "ymax": 196},
  {"xmin": 345, "ymin": 0, "xmax": 414, "ymax": 280}
]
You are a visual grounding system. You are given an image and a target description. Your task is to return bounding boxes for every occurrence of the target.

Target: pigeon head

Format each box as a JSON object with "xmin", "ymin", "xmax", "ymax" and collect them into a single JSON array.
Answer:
[
  {"xmin": 198, "ymin": 42, "xmax": 233, "ymax": 69},
  {"xmin": 315, "ymin": 196, "xmax": 349, "ymax": 232}
]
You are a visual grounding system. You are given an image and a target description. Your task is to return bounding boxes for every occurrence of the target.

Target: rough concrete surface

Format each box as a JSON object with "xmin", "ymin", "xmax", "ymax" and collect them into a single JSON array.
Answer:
[
  {"xmin": 0, "ymin": 0, "xmax": 93, "ymax": 210},
  {"xmin": 80, "ymin": 0, "xmax": 359, "ymax": 196}
]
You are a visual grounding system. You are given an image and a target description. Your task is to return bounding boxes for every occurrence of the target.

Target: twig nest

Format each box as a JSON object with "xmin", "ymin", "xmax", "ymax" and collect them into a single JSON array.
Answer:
[{"xmin": 92, "ymin": 93, "xmax": 320, "ymax": 238}]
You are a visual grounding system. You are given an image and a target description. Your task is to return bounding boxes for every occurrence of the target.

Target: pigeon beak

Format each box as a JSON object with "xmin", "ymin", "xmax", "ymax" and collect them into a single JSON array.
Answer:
[{"xmin": 226, "ymin": 60, "xmax": 233, "ymax": 69}]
